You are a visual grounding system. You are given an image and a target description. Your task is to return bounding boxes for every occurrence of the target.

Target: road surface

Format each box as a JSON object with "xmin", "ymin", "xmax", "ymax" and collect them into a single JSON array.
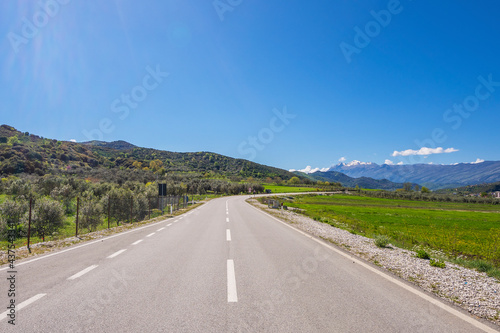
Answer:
[{"xmin": 1, "ymin": 196, "xmax": 498, "ymax": 332}]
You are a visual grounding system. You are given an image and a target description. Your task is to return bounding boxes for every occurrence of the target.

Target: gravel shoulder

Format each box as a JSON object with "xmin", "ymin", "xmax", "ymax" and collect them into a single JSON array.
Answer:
[{"xmin": 248, "ymin": 198, "xmax": 500, "ymax": 327}]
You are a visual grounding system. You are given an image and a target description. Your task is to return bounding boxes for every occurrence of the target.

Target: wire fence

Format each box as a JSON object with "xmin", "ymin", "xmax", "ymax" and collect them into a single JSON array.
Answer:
[{"xmin": 19, "ymin": 194, "xmax": 196, "ymax": 252}]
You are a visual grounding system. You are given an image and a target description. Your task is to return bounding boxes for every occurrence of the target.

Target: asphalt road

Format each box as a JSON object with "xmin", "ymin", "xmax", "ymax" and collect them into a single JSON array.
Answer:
[{"xmin": 1, "ymin": 196, "xmax": 498, "ymax": 332}]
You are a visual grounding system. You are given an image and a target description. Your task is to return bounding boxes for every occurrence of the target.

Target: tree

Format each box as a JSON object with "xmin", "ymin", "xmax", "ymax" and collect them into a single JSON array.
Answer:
[
  {"xmin": 149, "ymin": 159, "xmax": 163, "ymax": 173},
  {"xmin": 289, "ymin": 177, "xmax": 301, "ymax": 185},
  {"xmin": 132, "ymin": 161, "xmax": 142, "ymax": 169},
  {"xmin": 0, "ymin": 199, "xmax": 27, "ymax": 241},
  {"xmin": 403, "ymin": 182, "xmax": 412, "ymax": 192},
  {"xmin": 421, "ymin": 186, "xmax": 430, "ymax": 193},
  {"xmin": 414, "ymin": 184, "xmax": 420, "ymax": 192},
  {"xmin": 31, "ymin": 197, "xmax": 64, "ymax": 241},
  {"xmin": 80, "ymin": 197, "xmax": 103, "ymax": 232}
]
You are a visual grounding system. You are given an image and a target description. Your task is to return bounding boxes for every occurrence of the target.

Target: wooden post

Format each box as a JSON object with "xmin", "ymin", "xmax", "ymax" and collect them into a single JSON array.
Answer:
[
  {"xmin": 107, "ymin": 195, "xmax": 110, "ymax": 229},
  {"xmin": 130, "ymin": 196, "xmax": 133, "ymax": 223},
  {"xmin": 75, "ymin": 197, "xmax": 79, "ymax": 237},
  {"xmin": 27, "ymin": 198, "xmax": 32, "ymax": 253}
]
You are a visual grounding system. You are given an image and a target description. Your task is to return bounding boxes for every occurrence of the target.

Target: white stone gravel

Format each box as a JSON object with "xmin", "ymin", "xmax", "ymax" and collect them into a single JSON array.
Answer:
[{"xmin": 249, "ymin": 198, "xmax": 500, "ymax": 327}]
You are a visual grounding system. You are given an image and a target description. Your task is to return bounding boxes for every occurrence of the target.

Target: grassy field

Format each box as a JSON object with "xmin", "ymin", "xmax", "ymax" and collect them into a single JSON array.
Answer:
[
  {"xmin": 283, "ymin": 194, "xmax": 500, "ymax": 268},
  {"xmin": 262, "ymin": 184, "xmax": 324, "ymax": 193}
]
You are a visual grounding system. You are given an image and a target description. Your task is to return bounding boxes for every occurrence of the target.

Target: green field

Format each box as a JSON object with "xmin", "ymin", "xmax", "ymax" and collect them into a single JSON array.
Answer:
[
  {"xmin": 262, "ymin": 184, "xmax": 324, "ymax": 193},
  {"xmin": 283, "ymin": 194, "xmax": 500, "ymax": 266}
]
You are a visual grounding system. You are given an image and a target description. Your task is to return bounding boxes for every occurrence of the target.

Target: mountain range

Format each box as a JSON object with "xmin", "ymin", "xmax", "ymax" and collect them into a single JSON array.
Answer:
[{"xmin": 302, "ymin": 160, "xmax": 500, "ymax": 190}]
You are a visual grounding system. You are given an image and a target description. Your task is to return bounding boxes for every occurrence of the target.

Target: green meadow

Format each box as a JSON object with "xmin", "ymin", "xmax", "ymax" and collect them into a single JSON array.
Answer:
[
  {"xmin": 262, "ymin": 184, "xmax": 323, "ymax": 193},
  {"xmin": 283, "ymin": 194, "xmax": 500, "ymax": 266}
]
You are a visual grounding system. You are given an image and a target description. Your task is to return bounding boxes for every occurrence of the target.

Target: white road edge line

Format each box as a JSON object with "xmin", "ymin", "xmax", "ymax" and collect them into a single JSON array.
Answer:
[
  {"xmin": 226, "ymin": 229, "xmax": 231, "ymax": 241},
  {"xmin": 227, "ymin": 259, "xmax": 238, "ymax": 303},
  {"xmin": 67, "ymin": 265, "xmax": 98, "ymax": 280},
  {"xmin": 132, "ymin": 240, "xmax": 143, "ymax": 245},
  {"xmin": 146, "ymin": 233, "xmax": 155, "ymax": 237},
  {"xmin": 0, "ymin": 293, "xmax": 47, "ymax": 322},
  {"xmin": 0, "ymin": 213, "xmax": 185, "ymax": 271},
  {"xmin": 107, "ymin": 249, "xmax": 126, "ymax": 259},
  {"xmin": 246, "ymin": 201, "xmax": 498, "ymax": 333}
]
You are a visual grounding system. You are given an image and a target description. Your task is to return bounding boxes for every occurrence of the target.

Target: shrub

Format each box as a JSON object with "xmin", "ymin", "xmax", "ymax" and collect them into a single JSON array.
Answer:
[
  {"xmin": 374, "ymin": 235, "xmax": 391, "ymax": 248},
  {"xmin": 430, "ymin": 259, "xmax": 446, "ymax": 268},
  {"xmin": 416, "ymin": 249, "xmax": 430, "ymax": 260}
]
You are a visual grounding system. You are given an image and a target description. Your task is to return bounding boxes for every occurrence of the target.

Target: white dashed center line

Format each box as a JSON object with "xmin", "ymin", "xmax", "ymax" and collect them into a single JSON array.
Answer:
[
  {"xmin": 67, "ymin": 265, "xmax": 98, "ymax": 280},
  {"xmin": 167, "ymin": 223, "xmax": 172, "ymax": 226},
  {"xmin": 157, "ymin": 227, "xmax": 165, "ymax": 231},
  {"xmin": 0, "ymin": 294, "xmax": 47, "ymax": 322},
  {"xmin": 227, "ymin": 260, "xmax": 238, "ymax": 303},
  {"xmin": 146, "ymin": 233, "xmax": 155, "ymax": 237},
  {"xmin": 226, "ymin": 229, "xmax": 231, "ymax": 241},
  {"xmin": 132, "ymin": 240, "xmax": 143, "ymax": 245},
  {"xmin": 107, "ymin": 249, "xmax": 126, "ymax": 259},
  {"xmin": 226, "ymin": 217, "xmax": 229, "ymax": 223}
]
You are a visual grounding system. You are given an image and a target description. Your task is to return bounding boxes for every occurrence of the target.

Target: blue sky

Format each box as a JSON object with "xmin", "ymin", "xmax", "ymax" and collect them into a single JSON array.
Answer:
[{"xmin": 1, "ymin": 1, "xmax": 499, "ymax": 171}]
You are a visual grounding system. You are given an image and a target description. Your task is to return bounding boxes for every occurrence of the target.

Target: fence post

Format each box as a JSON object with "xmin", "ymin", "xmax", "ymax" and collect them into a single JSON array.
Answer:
[
  {"xmin": 27, "ymin": 198, "xmax": 32, "ymax": 253},
  {"xmin": 130, "ymin": 196, "xmax": 133, "ymax": 223},
  {"xmin": 107, "ymin": 195, "xmax": 110, "ymax": 229},
  {"xmin": 75, "ymin": 197, "xmax": 79, "ymax": 237}
]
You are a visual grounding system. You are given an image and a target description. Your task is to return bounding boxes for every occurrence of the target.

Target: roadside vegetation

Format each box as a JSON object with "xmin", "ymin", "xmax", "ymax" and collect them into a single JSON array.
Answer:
[
  {"xmin": 0, "ymin": 174, "xmax": 268, "ymax": 251},
  {"xmin": 265, "ymin": 193, "xmax": 500, "ymax": 279}
]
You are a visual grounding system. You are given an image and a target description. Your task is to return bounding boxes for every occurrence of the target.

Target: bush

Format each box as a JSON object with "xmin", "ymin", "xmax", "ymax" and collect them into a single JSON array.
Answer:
[
  {"xmin": 430, "ymin": 259, "xmax": 446, "ymax": 268},
  {"xmin": 416, "ymin": 249, "xmax": 430, "ymax": 260},
  {"xmin": 374, "ymin": 235, "xmax": 391, "ymax": 248}
]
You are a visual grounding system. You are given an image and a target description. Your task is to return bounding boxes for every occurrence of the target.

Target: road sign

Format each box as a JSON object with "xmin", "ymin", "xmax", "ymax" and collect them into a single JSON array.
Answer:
[{"xmin": 159, "ymin": 183, "xmax": 167, "ymax": 196}]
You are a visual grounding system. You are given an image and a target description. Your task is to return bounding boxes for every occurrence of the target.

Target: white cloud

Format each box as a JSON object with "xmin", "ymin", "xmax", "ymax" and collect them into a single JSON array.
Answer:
[
  {"xmin": 338, "ymin": 157, "xmax": 346, "ymax": 162},
  {"xmin": 70, "ymin": 139, "xmax": 76, "ymax": 142},
  {"xmin": 470, "ymin": 158, "xmax": 485, "ymax": 164},
  {"xmin": 392, "ymin": 147, "xmax": 459, "ymax": 157},
  {"xmin": 384, "ymin": 159, "xmax": 394, "ymax": 165},
  {"xmin": 397, "ymin": 161, "xmax": 404, "ymax": 165},
  {"xmin": 290, "ymin": 166, "xmax": 331, "ymax": 174}
]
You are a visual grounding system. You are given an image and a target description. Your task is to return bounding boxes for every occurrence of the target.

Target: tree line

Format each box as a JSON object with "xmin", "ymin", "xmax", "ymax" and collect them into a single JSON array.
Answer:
[{"xmin": 0, "ymin": 174, "xmax": 265, "ymax": 243}]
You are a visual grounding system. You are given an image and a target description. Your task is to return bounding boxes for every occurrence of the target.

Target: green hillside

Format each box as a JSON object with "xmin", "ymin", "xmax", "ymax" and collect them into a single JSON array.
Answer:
[{"xmin": 0, "ymin": 125, "xmax": 299, "ymax": 181}]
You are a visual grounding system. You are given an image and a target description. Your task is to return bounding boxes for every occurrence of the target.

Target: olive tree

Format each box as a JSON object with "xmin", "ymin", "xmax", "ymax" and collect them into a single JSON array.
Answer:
[
  {"xmin": 0, "ymin": 199, "xmax": 27, "ymax": 241},
  {"xmin": 31, "ymin": 197, "xmax": 65, "ymax": 242},
  {"xmin": 80, "ymin": 197, "xmax": 103, "ymax": 232}
]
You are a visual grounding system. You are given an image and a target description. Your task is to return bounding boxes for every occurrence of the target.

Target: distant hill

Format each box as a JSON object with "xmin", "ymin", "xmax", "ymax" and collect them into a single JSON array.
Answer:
[
  {"xmin": 0, "ymin": 124, "xmax": 300, "ymax": 181},
  {"xmin": 324, "ymin": 161, "xmax": 500, "ymax": 189},
  {"xmin": 435, "ymin": 181, "xmax": 500, "ymax": 195},
  {"xmin": 82, "ymin": 140, "xmax": 137, "ymax": 150},
  {"xmin": 294, "ymin": 170, "xmax": 414, "ymax": 190}
]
